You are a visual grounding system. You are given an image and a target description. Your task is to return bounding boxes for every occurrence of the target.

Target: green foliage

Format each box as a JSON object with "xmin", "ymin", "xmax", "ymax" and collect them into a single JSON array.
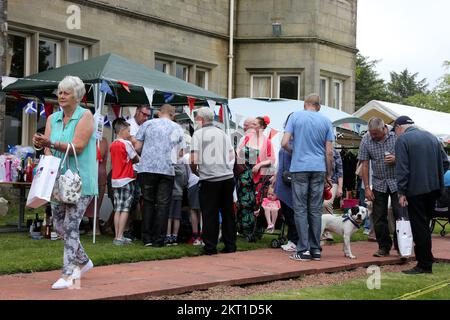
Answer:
[
  {"xmin": 386, "ymin": 69, "xmax": 429, "ymax": 104},
  {"xmin": 244, "ymin": 263, "xmax": 450, "ymax": 300},
  {"xmin": 355, "ymin": 53, "xmax": 388, "ymax": 110}
]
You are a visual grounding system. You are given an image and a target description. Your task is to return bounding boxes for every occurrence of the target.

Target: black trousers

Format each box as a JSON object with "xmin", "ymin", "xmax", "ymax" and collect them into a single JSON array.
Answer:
[
  {"xmin": 199, "ymin": 178, "xmax": 236, "ymax": 254},
  {"xmin": 138, "ymin": 173, "xmax": 174, "ymax": 246},
  {"xmin": 373, "ymin": 188, "xmax": 399, "ymax": 252},
  {"xmin": 407, "ymin": 192, "xmax": 439, "ymax": 271},
  {"xmin": 280, "ymin": 201, "xmax": 298, "ymax": 243}
]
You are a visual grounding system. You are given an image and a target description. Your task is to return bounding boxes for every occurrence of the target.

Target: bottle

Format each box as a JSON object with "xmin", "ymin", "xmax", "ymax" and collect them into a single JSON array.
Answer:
[{"xmin": 26, "ymin": 158, "xmax": 34, "ymax": 183}]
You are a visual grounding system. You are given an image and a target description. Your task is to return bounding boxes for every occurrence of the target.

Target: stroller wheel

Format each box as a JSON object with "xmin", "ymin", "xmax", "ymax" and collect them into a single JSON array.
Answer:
[{"xmin": 271, "ymin": 239, "xmax": 281, "ymax": 248}]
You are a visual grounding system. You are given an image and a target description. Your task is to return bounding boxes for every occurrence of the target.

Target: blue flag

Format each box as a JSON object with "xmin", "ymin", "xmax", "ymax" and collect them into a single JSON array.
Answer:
[
  {"xmin": 100, "ymin": 80, "xmax": 114, "ymax": 97},
  {"xmin": 24, "ymin": 101, "xmax": 37, "ymax": 114},
  {"xmin": 164, "ymin": 93, "xmax": 175, "ymax": 103}
]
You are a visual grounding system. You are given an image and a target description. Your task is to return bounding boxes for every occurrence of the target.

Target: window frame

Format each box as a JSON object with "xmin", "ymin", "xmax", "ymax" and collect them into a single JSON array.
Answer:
[
  {"xmin": 320, "ymin": 77, "xmax": 329, "ymax": 106},
  {"xmin": 196, "ymin": 68, "xmax": 209, "ymax": 90},
  {"xmin": 38, "ymin": 36, "xmax": 62, "ymax": 72},
  {"xmin": 250, "ymin": 74, "xmax": 273, "ymax": 99},
  {"xmin": 7, "ymin": 30, "xmax": 31, "ymax": 77},
  {"xmin": 155, "ymin": 59, "xmax": 171, "ymax": 74},
  {"xmin": 277, "ymin": 74, "xmax": 301, "ymax": 100},
  {"xmin": 332, "ymin": 79, "xmax": 343, "ymax": 111},
  {"xmin": 176, "ymin": 63, "xmax": 189, "ymax": 82},
  {"xmin": 68, "ymin": 42, "xmax": 89, "ymax": 64}
]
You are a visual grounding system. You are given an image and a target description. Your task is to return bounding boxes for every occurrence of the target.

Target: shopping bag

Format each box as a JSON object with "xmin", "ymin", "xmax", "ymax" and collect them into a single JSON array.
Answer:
[
  {"xmin": 26, "ymin": 155, "xmax": 61, "ymax": 208},
  {"xmin": 396, "ymin": 206, "xmax": 413, "ymax": 257}
]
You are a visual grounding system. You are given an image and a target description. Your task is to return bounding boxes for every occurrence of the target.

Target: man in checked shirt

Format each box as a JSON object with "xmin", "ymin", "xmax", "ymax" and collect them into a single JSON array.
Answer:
[{"xmin": 358, "ymin": 117, "xmax": 400, "ymax": 257}]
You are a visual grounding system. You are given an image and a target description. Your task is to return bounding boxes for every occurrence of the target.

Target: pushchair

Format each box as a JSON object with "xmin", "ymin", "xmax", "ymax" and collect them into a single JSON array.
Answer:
[
  {"xmin": 429, "ymin": 187, "xmax": 449, "ymax": 236},
  {"xmin": 250, "ymin": 175, "xmax": 288, "ymax": 248}
]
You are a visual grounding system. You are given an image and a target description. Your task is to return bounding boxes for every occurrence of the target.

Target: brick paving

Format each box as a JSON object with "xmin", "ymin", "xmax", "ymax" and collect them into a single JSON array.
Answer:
[{"xmin": 0, "ymin": 236, "xmax": 448, "ymax": 300}]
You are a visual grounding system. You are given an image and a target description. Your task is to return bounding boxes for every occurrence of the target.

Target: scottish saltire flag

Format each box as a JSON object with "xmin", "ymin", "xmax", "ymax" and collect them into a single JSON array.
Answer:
[
  {"xmin": 164, "ymin": 93, "xmax": 175, "ymax": 103},
  {"xmin": 25, "ymin": 101, "xmax": 37, "ymax": 114},
  {"xmin": 39, "ymin": 104, "xmax": 46, "ymax": 118}
]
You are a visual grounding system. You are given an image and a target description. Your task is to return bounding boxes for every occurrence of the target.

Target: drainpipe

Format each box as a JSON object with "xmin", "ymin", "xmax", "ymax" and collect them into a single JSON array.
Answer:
[{"xmin": 227, "ymin": 0, "xmax": 234, "ymax": 100}]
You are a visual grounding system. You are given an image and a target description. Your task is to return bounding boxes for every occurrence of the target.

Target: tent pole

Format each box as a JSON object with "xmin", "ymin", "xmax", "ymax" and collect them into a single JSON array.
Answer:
[{"xmin": 92, "ymin": 83, "xmax": 106, "ymax": 244}]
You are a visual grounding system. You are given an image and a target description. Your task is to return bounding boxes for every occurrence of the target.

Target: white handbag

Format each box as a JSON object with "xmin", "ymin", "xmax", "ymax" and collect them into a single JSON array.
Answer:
[
  {"xmin": 396, "ymin": 207, "xmax": 413, "ymax": 257},
  {"xmin": 52, "ymin": 143, "xmax": 82, "ymax": 204}
]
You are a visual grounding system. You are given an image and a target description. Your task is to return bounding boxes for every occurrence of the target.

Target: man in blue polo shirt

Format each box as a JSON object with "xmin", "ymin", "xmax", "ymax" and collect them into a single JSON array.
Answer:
[{"xmin": 281, "ymin": 93, "xmax": 334, "ymax": 261}]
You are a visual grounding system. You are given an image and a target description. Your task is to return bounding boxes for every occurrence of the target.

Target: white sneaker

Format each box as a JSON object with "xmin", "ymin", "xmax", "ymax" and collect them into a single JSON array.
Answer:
[
  {"xmin": 281, "ymin": 241, "xmax": 297, "ymax": 252},
  {"xmin": 80, "ymin": 259, "xmax": 94, "ymax": 276},
  {"xmin": 51, "ymin": 268, "xmax": 80, "ymax": 290}
]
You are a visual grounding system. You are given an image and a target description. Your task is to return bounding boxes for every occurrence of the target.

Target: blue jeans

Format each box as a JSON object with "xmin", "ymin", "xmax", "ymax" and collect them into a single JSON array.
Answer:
[{"xmin": 291, "ymin": 172, "xmax": 325, "ymax": 254}]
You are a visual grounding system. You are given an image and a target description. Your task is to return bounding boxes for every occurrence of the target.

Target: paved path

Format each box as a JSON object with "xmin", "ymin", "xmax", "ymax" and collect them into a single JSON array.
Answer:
[{"xmin": 0, "ymin": 236, "xmax": 449, "ymax": 300}]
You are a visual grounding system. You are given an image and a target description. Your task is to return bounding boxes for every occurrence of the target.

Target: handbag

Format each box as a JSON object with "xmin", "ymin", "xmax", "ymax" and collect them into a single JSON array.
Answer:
[
  {"xmin": 280, "ymin": 151, "xmax": 292, "ymax": 186},
  {"xmin": 396, "ymin": 206, "xmax": 413, "ymax": 257},
  {"xmin": 52, "ymin": 143, "xmax": 82, "ymax": 204}
]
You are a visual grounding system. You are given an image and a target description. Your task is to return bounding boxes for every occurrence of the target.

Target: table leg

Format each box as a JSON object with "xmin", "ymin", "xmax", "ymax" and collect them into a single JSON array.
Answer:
[{"xmin": 19, "ymin": 186, "xmax": 25, "ymax": 231}]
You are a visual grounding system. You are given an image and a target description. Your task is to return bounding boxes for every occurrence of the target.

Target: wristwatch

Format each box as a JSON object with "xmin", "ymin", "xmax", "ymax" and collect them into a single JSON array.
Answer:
[{"xmin": 49, "ymin": 141, "xmax": 56, "ymax": 149}]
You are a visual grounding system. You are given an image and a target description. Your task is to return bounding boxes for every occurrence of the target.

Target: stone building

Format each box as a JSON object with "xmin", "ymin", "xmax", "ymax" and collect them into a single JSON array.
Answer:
[{"xmin": 2, "ymin": 0, "xmax": 357, "ymax": 149}]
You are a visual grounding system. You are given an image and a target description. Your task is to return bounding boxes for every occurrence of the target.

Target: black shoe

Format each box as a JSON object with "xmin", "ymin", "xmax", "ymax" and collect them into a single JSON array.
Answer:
[
  {"xmin": 221, "ymin": 247, "xmax": 236, "ymax": 254},
  {"xmin": 402, "ymin": 267, "xmax": 432, "ymax": 275},
  {"xmin": 373, "ymin": 249, "xmax": 390, "ymax": 257},
  {"xmin": 202, "ymin": 249, "xmax": 218, "ymax": 256}
]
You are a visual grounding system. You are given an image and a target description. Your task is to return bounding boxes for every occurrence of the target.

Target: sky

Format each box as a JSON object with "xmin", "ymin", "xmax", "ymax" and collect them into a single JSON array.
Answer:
[{"xmin": 357, "ymin": 0, "xmax": 450, "ymax": 89}]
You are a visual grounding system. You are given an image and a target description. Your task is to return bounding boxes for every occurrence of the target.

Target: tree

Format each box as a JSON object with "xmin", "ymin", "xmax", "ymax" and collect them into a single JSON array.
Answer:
[
  {"xmin": 386, "ymin": 69, "xmax": 428, "ymax": 104},
  {"xmin": 355, "ymin": 53, "xmax": 388, "ymax": 110},
  {"xmin": 405, "ymin": 61, "xmax": 450, "ymax": 113}
]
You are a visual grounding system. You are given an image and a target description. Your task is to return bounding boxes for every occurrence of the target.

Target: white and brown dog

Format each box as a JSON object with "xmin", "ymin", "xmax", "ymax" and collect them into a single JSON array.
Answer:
[{"xmin": 321, "ymin": 206, "xmax": 368, "ymax": 259}]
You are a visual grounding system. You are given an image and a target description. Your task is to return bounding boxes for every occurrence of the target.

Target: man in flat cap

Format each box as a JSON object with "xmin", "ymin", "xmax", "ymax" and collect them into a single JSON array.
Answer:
[{"xmin": 394, "ymin": 116, "xmax": 449, "ymax": 274}]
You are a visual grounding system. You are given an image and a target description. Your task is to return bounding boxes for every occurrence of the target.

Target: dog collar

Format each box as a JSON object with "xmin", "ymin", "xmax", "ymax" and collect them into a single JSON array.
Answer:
[{"xmin": 342, "ymin": 213, "xmax": 361, "ymax": 229}]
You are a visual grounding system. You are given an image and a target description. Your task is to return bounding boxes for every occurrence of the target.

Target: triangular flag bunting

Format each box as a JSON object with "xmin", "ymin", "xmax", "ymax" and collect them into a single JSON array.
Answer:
[
  {"xmin": 1, "ymin": 76, "xmax": 19, "ymax": 90},
  {"xmin": 11, "ymin": 91, "xmax": 23, "ymax": 101},
  {"xmin": 112, "ymin": 104, "xmax": 121, "ymax": 119},
  {"xmin": 207, "ymin": 100, "xmax": 216, "ymax": 109},
  {"xmin": 118, "ymin": 80, "xmax": 131, "ymax": 93},
  {"xmin": 24, "ymin": 101, "xmax": 37, "ymax": 114},
  {"xmin": 164, "ymin": 92, "xmax": 175, "ymax": 103},
  {"xmin": 82, "ymin": 94, "xmax": 88, "ymax": 108},
  {"xmin": 44, "ymin": 103, "xmax": 54, "ymax": 118},
  {"xmin": 218, "ymin": 105, "xmax": 224, "ymax": 123},
  {"xmin": 39, "ymin": 104, "xmax": 46, "ymax": 118},
  {"xmin": 187, "ymin": 97, "xmax": 196, "ymax": 114},
  {"xmin": 144, "ymin": 87, "xmax": 154, "ymax": 106},
  {"xmin": 103, "ymin": 115, "xmax": 111, "ymax": 127},
  {"xmin": 268, "ymin": 128, "xmax": 279, "ymax": 140},
  {"xmin": 100, "ymin": 80, "xmax": 114, "ymax": 97}
]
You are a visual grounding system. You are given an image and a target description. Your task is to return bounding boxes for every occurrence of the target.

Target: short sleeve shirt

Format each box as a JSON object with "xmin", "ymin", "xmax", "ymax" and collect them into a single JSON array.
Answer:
[
  {"xmin": 285, "ymin": 110, "xmax": 334, "ymax": 172},
  {"xmin": 136, "ymin": 118, "xmax": 185, "ymax": 176},
  {"xmin": 358, "ymin": 128, "xmax": 397, "ymax": 193}
]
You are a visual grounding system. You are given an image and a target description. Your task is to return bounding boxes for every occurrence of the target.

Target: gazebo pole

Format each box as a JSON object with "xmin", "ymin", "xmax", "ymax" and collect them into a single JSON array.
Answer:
[{"xmin": 92, "ymin": 82, "xmax": 106, "ymax": 244}]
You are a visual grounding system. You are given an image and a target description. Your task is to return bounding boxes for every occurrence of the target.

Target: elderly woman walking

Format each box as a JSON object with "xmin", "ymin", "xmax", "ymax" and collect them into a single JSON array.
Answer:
[{"xmin": 33, "ymin": 76, "xmax": 98, "ymax": 289}]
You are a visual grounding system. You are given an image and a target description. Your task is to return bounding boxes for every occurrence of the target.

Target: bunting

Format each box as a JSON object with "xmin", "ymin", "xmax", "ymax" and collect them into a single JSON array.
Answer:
[
  {"xmin": 144, "ymin": 87, "xmax": 154, "ymax": 106},
  {"xmin": 100, "ymin": 80, "xmax": 114, "ymax": 97},
  {"xmin": 187, "ymin": 97, "xmax": 196, "ymax": 114},
  {"xmin": 25, "ymin": 101, "xmax": 38, "ymax": 114},
  {"xmin": 117, "ymin": 80, "xmax": 131, "ymax": 93},
  {"xmin": 164, "ymin": 93, "xmax": 175, "ymax": 103},
  {"xmin": 112, "ymin": 104, "xmax": 121, "ymax": 119},
  {"xmin": 218, "ymin": 105, "xmax": 224, "ymax": 123},
  {"xmin": 207, "ymin": 100, "xmax": 216, "ymax": 109},
  {"xmin": 44, "ymin": 103, "xmax": 54, "ymax": 118}
]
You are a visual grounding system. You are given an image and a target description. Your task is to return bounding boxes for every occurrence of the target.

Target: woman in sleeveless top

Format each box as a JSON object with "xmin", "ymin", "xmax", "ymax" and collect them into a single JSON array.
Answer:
[{"xmin": 33, "ymin": 76, "xmax": 98, "ymax": 290}]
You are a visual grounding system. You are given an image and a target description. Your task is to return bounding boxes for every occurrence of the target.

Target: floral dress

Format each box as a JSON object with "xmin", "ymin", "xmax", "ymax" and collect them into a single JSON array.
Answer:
[{"xmin": 237, "ymin": 146, "xmax": 259, "ymax": 238}]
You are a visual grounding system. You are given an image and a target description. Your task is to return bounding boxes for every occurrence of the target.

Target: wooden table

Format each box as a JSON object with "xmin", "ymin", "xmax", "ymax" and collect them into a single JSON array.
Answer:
[{"xmin": 0, "ymin": 182, "xmax": 32, "ymax": 233}]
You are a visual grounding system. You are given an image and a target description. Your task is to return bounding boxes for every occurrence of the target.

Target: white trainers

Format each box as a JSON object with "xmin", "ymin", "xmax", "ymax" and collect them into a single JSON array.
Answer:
[
  {"xmin": 281, "ymin": 240, "xmax": 297, "ymax": 252},
  {"xmin": 51, "ymin": 269, "xmax": 81, "ymax": 290},
  {"xmin": 80, "ymin": 259, "xmax": 94, "ymax": 276}
]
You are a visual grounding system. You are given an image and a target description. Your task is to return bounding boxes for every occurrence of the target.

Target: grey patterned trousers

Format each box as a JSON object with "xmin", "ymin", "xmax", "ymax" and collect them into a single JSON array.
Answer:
[{"xmin": 51, "ymin": 196, "xmax": 92, "ymax": 276}]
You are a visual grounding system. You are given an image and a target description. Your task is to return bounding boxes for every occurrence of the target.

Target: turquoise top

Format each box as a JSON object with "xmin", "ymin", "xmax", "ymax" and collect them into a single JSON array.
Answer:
[{"xmin": 50, "ymin": 106, "xmax": 98, "ymax": 196}]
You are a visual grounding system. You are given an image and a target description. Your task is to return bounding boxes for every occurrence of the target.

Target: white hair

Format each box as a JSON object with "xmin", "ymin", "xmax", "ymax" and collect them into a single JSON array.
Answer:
[
  {"xmin": 58, "ymin": 76, "xmax": 86, "ymax": 103},
  {"xmin": 368, "ymin": 117, "xmax": 385, "ymax": 131},
  {"xmin": 196, "ymin": 107, "xmax": 214, "ymax": 123}
]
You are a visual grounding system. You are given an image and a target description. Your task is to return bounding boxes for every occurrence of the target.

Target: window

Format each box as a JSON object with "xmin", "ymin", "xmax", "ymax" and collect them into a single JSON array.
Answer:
[
  {"xmin": 176, "ymin": 64, "xmax": 189, "ymax": 81},
  {"xmin": 278, "ymin": 75, "xmax": 300, "ymax": 99},
  {"xmin": 68, "ymin": 43, "xmax": 88, "ymax": 64},
  {"xmin": 39, "ymin": 38, "xmax": 61, "ymax": 72},
  {"xmin": 320, "ymin": 77, "xmax": 329, "ymax": 106},
  {"xmin": 155, "ymin": 60, "xmax": 170, "ymax": 74},
  {"xmin": 6, "ymin": 34, "xmax": 27, "ymax": 77},
  {"xmin": 4, "ymin": 99, "xmax": 23, "ymax": 151},
  {"xmin": 196, "ymin": 69, "xmax": 208, "ymax": 90},
  {"xmin": 332, "ymin": 80, "xmax": 343, "ymax": 110},
  {"xmin": 251, "ymin": 75, "xmax": 272, "ymax": 98}
]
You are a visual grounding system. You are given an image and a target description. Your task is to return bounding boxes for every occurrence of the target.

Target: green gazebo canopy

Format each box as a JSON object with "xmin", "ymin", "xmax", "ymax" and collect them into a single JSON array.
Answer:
[{"xmin": 3, "ymin": 53, "xmax": 227, "ymax": 106}]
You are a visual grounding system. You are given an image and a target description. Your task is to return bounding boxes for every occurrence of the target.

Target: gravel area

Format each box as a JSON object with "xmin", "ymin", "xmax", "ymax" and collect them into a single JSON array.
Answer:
[{"xmin": 146, "ymin": 262, "xmax": 415, "ymax": 300}]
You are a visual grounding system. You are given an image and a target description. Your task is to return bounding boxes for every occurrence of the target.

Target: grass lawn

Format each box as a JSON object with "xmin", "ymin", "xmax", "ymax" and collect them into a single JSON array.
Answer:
[{"xmin": 245, "ymin": 263, "xmax": 450, "ymax": 300}]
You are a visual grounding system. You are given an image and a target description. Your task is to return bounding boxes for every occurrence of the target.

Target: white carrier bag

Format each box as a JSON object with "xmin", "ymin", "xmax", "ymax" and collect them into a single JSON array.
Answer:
[
  {"xmin": 26, "ymin": 155, "xmax": 61, "ymax": 208},
  {"xmin": 396, "ymin": 206, "xmax": 413, "ymax": 257}
]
